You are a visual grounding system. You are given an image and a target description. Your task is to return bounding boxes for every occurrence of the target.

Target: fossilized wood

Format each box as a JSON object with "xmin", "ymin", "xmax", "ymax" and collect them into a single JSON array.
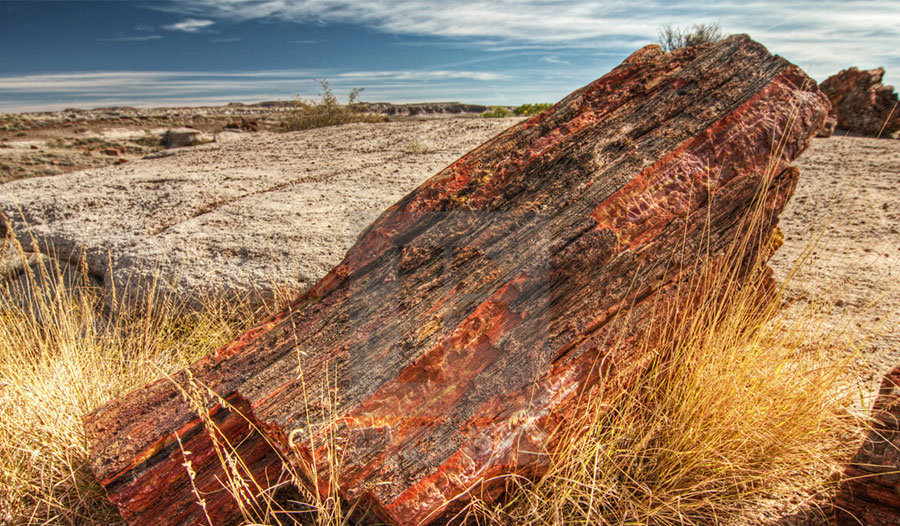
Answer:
[
  {"xmin": 84, "ymin": 34, "xmax": 829, "ymax": 526},
  {"xmin": 836, "ymin": 367, "xmax": 900, "ymax": 526}
]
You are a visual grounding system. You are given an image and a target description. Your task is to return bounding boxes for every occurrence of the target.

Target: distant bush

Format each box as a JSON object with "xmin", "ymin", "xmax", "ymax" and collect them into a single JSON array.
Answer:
[
  {"xmin": 658, "ymin": 22, "xmax": 723, "ymax": 52},
  {"xmin": 281, "ymin": 79, "xmax": 384, "ymax": 131},
  {"xmin": 514, "ymin": 103, "xmax": 552, "ymax": 116},
  {"xmin": 480, "ymin": 106, "xmax": 512, "ymax": 118}
]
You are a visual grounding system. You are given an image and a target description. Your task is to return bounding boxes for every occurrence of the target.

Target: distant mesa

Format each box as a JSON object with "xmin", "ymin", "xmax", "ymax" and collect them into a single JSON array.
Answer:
[{"xmin": 360, "ymin": 101, "xmax": 491, "ymax": 115}]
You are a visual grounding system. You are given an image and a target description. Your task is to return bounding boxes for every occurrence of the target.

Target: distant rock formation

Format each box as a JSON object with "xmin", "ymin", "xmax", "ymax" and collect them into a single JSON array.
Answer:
[
  {"xmin": 360, "ymin": 102, "xmax": 491, "ymax": 116},
  {"xmin": 820, "ymin": 67, "xmax": 900, "ymax": 138},
  {"xmin": 223, "ymin": 117, "xmax": 259, "ymax": 132}
]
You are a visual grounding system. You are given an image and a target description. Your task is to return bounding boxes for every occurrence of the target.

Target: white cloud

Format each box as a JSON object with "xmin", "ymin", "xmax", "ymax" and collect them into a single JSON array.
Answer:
[
  {"xmin": 99, "ymin": 35, "xmax": 163, "ymax": 42},
  {"xmin": 164, "ymin": 18, "xmax": 216, "ymax": 32},
  {"xmin": 157, "ymin": 0, "xmax": 900, "ymax": 85},
  {"xmin": 336, "ymin": 70, "xmax": 506, "ymax": 81},
  {"xmin": 5, "ymin": 1, "xmax": 900, "ymax": 112},
  {"xmin": 0, "ymin": 69, "xmax": 520, "ymax": 112}
]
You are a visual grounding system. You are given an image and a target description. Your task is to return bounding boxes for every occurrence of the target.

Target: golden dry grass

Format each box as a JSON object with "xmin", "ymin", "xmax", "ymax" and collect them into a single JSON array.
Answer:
[
  {"xmin": 469, "ymin": 260, "xmax": 858, "ymax": 526},
  {"xmin": 0, "ymin": 241, "xmax": 262, "ymax": 525}
]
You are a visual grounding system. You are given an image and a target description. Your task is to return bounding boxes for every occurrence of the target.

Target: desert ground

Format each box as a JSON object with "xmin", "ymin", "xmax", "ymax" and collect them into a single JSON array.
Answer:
[
  {"xmin": 0, "ymin": 102, "xmax": 492, "ymax": 183},
  {"xmin": 1, "ymin": 110, "xmax": 898, "ymax": 525}
]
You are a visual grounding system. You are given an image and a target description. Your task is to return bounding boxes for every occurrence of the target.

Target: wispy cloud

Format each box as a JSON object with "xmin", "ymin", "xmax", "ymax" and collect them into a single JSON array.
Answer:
[
  {"xmin": 540, "ymin": 56, "xmax": 569, "ymax": 66},
  {"xmin": 337, "ymin": 70, "xmax": 506, "ymax": 81},
  {"xmin": 164, "ymin": 18, "xmax": 215, "ymax": 32},
  {"xmin": 99, "ymin": 35, "xmax": 163, "ymax": 42},
  {"xmin": 0, "ymin": 69, "xmax": 521, "ymax": 113},
  {"xmin": 157, "ymin": 0, "xmax": 900, "ymax": 84}
]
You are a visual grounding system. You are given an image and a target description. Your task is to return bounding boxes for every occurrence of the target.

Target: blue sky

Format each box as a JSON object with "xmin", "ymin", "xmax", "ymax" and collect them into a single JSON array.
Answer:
[{"xmin": 1, "ymin": 0, "xmax": 898, "ymax": 113}]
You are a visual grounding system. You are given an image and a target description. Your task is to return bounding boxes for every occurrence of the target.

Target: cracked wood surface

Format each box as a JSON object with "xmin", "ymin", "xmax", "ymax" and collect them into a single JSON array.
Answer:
[{"xmin": 84, "ymin": 35, "xmax": 829, "ymax": 526}]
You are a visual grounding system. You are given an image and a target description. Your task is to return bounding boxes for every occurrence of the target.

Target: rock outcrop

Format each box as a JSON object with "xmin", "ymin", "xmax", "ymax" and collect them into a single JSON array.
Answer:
[
  {"xmin": 83, "ymin": 35, "xmax": 828, "ymax": 526},
  {"xmin": 163, "ymin": 127, "xmax": 213, "ymax": 148},
  {"xmin": 817, "ymin": 115, "xmax": 837, "ymax": 138},
  {"xmin": 0, "ymin": 119, "xmax": 518, "ymax": 310},
  {"xmin": 360, "ymin": 102, "xmax": 491, "ymax": 116},
  {"xmin": 836, "ymin": 366, "xmax": 900, "ymax": 525},
  {"xmin": 820, "ymin": 67, "xmax": 900, "ymax": 138},
  {"xmin": 224, "ymin": 118, "xmax": 259, "ymax": 132}
]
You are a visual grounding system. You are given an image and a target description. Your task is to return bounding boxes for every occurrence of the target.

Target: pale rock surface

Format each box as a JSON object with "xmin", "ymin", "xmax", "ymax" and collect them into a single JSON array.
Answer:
[{"xmin": 0, "ymin": 118, "xmax": 520, "ymax": 308}]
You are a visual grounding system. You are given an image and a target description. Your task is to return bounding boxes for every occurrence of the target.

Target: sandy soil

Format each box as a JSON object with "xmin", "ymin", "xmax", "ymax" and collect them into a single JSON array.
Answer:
[
  {"xmin": 0, "ymin": 118, "xmax": 522, "ymax": 309},
  {"xmin": 739, "ymin": 134, "xmax": 900, "ymax": 524},
  {"xmin": 777, "ymin": 136, "xmax": 900, "ymax": 393}
]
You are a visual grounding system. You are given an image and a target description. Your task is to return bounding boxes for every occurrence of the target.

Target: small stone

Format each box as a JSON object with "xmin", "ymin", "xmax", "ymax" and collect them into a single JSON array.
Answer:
[{"xmin": 162, "ymin": 127, "xmax": 212, "ymax": 149}]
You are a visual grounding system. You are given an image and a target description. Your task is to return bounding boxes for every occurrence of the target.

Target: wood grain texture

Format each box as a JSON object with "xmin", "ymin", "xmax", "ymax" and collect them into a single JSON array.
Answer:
[
  {"xmin": 836, "ymin": 367, "xmax": 900, "ymax": 526},
  {"xmin": 84, "ymin": 34, "xmax": 829, "ymax": 526}
]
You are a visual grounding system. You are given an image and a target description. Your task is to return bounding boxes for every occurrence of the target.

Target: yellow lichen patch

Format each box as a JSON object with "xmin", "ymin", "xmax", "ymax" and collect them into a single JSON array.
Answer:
[{"xmin": 415, "ymin": 317, "xmax": 443, "ymax": 347}]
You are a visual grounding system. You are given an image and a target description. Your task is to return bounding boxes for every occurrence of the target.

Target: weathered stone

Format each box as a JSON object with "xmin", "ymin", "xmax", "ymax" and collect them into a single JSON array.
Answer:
[
  {"xmin": 84, "ymin": 35, "xmax": 828, "ymax": 526},
  {"xmin": 0, "ymin": 238, "xmax": 37, "ymax": 279},
  {"xmin": 163, "ymin": 127, "xmax": 213, "ymax": 148},
  {"xmin": 0, "ymin": 119, "xmax": 518, "ymax": 310},
  {"xmin": 224, "ymin": 118, "xmax": 259, "ymax": 132},
  {"xmin": 836, "ymin": 366, "xmax": 900, "ymax": 526},
  {"xmin": 820, "ymin": 67, "xmax": 900, "ymax": 137}
]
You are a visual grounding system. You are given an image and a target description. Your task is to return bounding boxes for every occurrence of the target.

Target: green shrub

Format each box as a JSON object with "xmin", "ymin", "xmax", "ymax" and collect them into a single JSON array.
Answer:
[
  {"xmin": 480, "ymin": 106, "xmax": 512, "ymax": 118},
  {"xmin": 514, "ymin": 103, "xmax": 552, "ymax": 116},
  {"xmin": 281, "ymin": 79, "xmax": 384, "ymax": 131},
  {"xmin": 658, "ymin": 22, "xmax": 723, "ymax": 52}
]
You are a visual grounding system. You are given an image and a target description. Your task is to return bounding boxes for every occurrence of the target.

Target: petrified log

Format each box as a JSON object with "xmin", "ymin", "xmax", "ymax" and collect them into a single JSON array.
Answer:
[
  {"xmin": 836, "ymin": 366, "xmax": 900, "ymax": 525},
  {"xmin": 84, "ymin": 34, "xmax": 829, "ymax": 526}
]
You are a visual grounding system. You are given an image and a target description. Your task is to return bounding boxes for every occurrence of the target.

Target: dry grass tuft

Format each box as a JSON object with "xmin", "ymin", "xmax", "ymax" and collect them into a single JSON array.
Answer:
[
  {"xmin": 658, "ymin": 23, "xmax": 724, "ymax": 52},
  {"xmin": 0, "ymin": 240, "xmax": 262, "ymax": 525},
  {"xmin": 0, "ymin": 219, "xmax": 862, "ymax": 526},
  {"xmin": 475, "ymin": 260, "xmax": 857, "ymax": 526},
  {"xmin": 280, "ymin": 80, "xmax": 385, "ymax": 132}
]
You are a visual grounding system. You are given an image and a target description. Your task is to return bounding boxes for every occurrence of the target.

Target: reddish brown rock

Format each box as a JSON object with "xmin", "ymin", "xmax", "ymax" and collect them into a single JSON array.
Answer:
[
  {"xmin": 84, "ymin": 35, "xmax": 829, "ymax": 526},
  {"xmin": 224, "ymin": 117, "xmax": 260, "ymax": 132},
  {"xmin": 836, "ymin": 366, "xmax": 900, "ymax": 526},
  {"xmin": 820, "ymin": 67, "xmax": 900, "ymax": 138}
]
